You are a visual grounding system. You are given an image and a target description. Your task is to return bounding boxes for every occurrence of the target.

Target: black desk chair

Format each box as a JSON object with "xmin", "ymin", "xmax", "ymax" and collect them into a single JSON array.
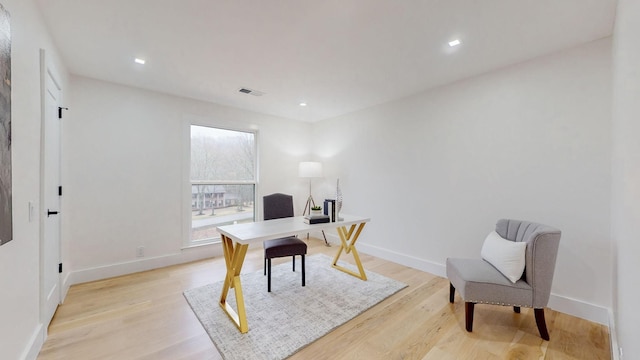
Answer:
[{"xmin": 263, "ymin": 193, "xmax": 307, "ymax": 292}]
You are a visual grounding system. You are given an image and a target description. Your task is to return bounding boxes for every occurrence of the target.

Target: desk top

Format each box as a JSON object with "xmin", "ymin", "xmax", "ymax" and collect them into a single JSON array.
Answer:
[{"xmin": 217, "ymin": 214, "xmax": 370, "ymax": 244}]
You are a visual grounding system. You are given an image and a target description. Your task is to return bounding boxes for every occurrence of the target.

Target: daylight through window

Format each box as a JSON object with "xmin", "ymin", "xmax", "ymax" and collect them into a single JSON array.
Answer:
[{"xmin": 189, "ymin": 125, "xmax": 256, "ymax": 244}]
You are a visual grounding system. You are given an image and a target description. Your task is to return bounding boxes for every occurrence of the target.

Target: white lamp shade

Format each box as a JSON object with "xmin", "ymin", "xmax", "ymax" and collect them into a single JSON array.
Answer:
[{"xmin": 298, "ymin": 161, "xmax": 323, "ymax": 178}]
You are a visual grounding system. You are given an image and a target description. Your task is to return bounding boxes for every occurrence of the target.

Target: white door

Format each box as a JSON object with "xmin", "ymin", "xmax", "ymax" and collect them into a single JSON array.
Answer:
[{"xmin": 41, "ymin": 50, "xmax": 62, "ymax": 327}]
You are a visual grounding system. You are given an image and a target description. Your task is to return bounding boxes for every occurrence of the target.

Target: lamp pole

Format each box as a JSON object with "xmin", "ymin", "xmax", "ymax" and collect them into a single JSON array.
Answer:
[
  {"xmin": 298, "ymin": 161, "xmax": 329, "ymax": 246},
  {"xmin": 304, "ymin": 178, "xmax": 316, "ymax": 216}
]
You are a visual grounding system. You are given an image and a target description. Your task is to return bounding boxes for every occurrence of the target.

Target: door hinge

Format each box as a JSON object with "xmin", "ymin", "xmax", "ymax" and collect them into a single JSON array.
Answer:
[
  {"xmin": 58, "ymin": 263, "xmax": 63, "ymax": 273},
  {"xmin": 58, "ymin": 107, "xmax": 68, "ymax": 119},
  {"xmin": 58, "ymin": 186, "xmax": 62, "ymax": 196}
]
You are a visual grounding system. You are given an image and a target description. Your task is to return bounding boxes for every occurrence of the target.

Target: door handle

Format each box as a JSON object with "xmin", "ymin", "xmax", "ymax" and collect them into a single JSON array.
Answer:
[{"xmin": 47, "ymin": 209, "xmax": 59, "ymax": 217}]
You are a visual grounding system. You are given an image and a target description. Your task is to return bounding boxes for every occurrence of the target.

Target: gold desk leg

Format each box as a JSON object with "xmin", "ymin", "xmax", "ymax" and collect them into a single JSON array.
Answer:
[
  {"xmin": 332, "ymin": 222, "xmax": 367, "ymax": 280},
  {"xmin": 219, "ymin": 235, "xmax": 250, "ymax": 333}
]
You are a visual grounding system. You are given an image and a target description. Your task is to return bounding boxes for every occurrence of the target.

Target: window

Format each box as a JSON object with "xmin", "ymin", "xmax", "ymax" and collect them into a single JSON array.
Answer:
[{"xmin": 188, "ymin": 125, "xmax": 256, "ymax": 245}]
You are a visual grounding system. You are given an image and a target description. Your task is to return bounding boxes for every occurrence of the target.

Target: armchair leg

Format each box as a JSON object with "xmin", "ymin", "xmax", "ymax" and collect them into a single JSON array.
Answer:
[
  {"xmin": 534, "ymin": 308, "xmax": 550, "ymax": 340},
  {"xmin": 301, "ymin": 255, "xmax": 305, "ymax": 287},
  {"xmin": 513, "ymin": 306, "xmax": 521, "ymax": 313},
  {"xmin": 465, "ymin": 302, "xmax": 475, "ymax": 332},
  {"xmin": 449, "ymin": 283, "xmax": 455, "ymax": 303},
  {"xmin": 267, "ymin": 258, "xmax": 272, "ymax": 292}
]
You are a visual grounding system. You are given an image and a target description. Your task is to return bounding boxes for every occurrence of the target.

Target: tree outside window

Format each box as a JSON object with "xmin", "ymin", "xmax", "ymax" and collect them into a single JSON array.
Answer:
[{"xmin": 189, "ymin": 125, "xmax": 256, "ymax": 244}]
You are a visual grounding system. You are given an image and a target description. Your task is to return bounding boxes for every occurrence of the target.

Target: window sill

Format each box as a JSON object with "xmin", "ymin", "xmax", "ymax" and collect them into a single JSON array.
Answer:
[{"xmin": 182, "ymin": 238, "xmax": 222, "ymax": 250}]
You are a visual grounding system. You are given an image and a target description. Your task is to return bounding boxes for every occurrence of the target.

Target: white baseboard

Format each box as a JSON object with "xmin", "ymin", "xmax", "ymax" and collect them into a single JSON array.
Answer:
[
  {"xmin": 68, "ymin": 243, "xmax": 223, "ymax": 286},
  {"xmin": 356, "ymin": 241, "xmax": 610, "ymax": 325},
  {"xmin": 21, "ymin": 323, "xmax": 44, "ymax": 360},
  {"xmin": 609, "ymin": 308, "xmax": 620, "ymax": 360},
  {"xmin": 547, "ymin": 293, "xmax": 609, "ymax": 325},
  {"xmin": 61, "ymin": 271, "xmax": 72, "ymax": 303},
  {"xmin": 357, "ymin": 241, "xmax": 447, "ymax": 277}
]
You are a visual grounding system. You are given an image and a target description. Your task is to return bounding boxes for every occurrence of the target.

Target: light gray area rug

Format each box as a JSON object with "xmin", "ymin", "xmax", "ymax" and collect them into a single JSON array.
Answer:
[{"xmin": 184, "ymin": 254, "xmax": 406, "ymax": 360}]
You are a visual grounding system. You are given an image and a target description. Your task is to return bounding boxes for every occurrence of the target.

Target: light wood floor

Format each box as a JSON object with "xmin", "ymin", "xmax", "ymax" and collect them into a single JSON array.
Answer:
[{"xmin": 38, "ymin": 238, "xmax": 610, "ymax": 360}]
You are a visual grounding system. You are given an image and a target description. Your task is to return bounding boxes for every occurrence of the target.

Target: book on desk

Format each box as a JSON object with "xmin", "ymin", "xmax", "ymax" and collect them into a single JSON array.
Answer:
[
  {"xmin": 324, "ymin": 199, "xmax": 336, "ymax": 222},
  {"xmin": 303, "ymin": 214, "xmax": 331, "ymax": 224}
]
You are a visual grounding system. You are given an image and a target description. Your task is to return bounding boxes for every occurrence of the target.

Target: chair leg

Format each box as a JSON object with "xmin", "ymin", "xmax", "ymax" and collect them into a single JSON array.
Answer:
[
  {"xmin": 534, "ymin": 308, "xmax": 550, "ymax": 340},
  {"xmin": 513, "ymin": 306, "xmax": 521, "ymax": 313},
  {"xmin": 292, "ymin": 255, "xmax": 296, "ymax": 272},
  {"xmin": 465, "ymin": 302, "xmax": 474, "ymax": 332},
  {"xmin": 301, "ymin": 255, "xmax": 305, "ymax": 287},
  {"xmin": 267, "ymin": 258, "xmax": 272, "ymax": 292},
  {"xmin": 264, "ymin": 257, "xmax": 267, "ymax": 276},
  {"xmin": 449, "ymin": 283, "xmax": 455, "ymax": 303}
]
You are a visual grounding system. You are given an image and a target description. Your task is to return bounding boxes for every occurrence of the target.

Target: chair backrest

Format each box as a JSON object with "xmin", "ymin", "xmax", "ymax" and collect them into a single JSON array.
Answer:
[
  {"xmin": 263, "ymin": 193, "xmax": 294, "ymax": 221},
  {"xmin": 495, "ymin": 219, "xmax": 561, "ymax": 308}
]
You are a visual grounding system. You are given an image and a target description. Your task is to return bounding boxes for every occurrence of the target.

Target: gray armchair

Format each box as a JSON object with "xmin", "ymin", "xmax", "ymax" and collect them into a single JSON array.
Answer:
[{"xmin": 446, "ymin": 219, "xmax": 561, "ymax": 340}]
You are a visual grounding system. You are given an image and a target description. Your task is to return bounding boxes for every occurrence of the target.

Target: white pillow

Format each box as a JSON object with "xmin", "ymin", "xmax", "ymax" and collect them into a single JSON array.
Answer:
[{"xmin": 481, "ymin": 231, "xmax": 527, "ymax": 283}]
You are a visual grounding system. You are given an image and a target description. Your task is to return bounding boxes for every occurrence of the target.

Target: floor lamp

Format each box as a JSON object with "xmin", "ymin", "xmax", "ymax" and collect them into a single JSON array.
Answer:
[{"xmin": 299, "ymin": 161, "xmax": 329, "ymax": 245}]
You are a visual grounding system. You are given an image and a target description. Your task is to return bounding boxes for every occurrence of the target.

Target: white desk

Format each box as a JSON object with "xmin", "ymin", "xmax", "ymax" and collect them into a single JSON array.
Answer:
[{"xmin": 216, "ymin": 214, "xmax": 370, "ymax": 333}]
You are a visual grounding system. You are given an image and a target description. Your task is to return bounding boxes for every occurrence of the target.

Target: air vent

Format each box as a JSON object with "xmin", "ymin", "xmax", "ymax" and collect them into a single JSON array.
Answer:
[{"xmin": 238, "ymin": 87, "xmax": 265, "ymax": 96}]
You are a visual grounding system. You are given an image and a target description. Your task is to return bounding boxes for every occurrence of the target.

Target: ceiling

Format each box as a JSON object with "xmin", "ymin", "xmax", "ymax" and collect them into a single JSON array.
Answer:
[{"xmin": 34, "ymin": 0, "xmax": 617, "ymax": 122}]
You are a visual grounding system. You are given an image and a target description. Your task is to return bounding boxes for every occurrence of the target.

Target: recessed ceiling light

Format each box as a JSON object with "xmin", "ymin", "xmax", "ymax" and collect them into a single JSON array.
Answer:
[
  {"xmin": 134, "ymin": 58, "xmax": 146, "ymax": 65},
  {"xmin": 448, "ymin": 39, "xmax": 461, "ymax": 47},
  {"xmin": 299, "ymin": 102, "xmax": 307, "ymax": 107}
]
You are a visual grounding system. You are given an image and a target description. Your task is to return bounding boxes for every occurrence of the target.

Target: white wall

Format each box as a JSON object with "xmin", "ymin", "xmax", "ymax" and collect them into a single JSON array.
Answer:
[
  {"xmin": 0, "ymin": 0, "xmax": 69, "ymax": 359},
  {"xmin": 612, "ymin": 0, "xmax": 640, "ymax": 358},
  {"xmin": 0, "ymin": 3, "xmax": 618, "ymax": 357},
  {"xmin": 64, "ymin": 76, "xmax": 313, "ymax": 283},
  {"xmin": 313, "ymin": 38, "xmax": 612, "ymax": 323}
]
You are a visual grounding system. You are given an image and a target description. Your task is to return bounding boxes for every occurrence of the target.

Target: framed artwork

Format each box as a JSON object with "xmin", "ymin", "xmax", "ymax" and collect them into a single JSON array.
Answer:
[{"xmin": 0, "ymin": 2, "xmax": 11, "ymax": 246}]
